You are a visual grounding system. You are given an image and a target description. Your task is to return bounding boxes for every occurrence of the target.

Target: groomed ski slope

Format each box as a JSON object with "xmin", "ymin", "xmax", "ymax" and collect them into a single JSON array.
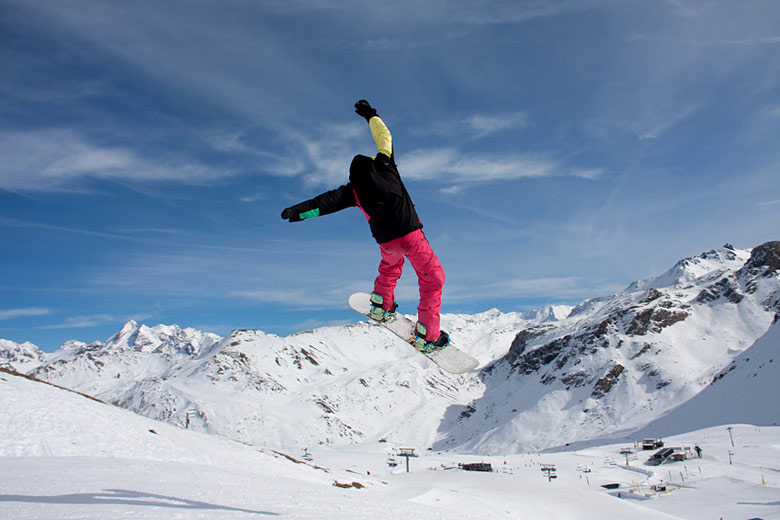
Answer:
[{"xmin": 2, "ymin": 369, "xmax": 779, "ymax": 519}]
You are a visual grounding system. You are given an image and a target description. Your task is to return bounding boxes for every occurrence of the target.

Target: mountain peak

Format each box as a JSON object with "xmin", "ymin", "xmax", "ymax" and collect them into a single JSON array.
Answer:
[
  {"xmin": 117, "ymin": 320, "xmax": 140, "ymax": 335},
  {"xmin": 0, "ymin": 339, "xmax": 45, "ymax": 372},
  {"xmin": 521, "ymin": 304, "xmax": 573, "ymax": 322},
  {"xmin": 627, "ymin": 244, "xmax": 750, "ymax": 292}
]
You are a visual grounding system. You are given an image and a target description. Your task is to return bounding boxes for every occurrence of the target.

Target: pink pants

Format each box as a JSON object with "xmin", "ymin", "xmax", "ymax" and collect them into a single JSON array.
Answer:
[{"xmin": 373, "ymin": 229, "xmax": 445, "ymax": 341}]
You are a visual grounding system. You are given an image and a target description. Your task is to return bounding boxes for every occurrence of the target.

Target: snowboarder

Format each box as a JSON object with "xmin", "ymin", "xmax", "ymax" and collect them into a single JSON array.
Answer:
[{"xmin": 281, "ymin": 100, "xmax": 449, "ymax": 352}]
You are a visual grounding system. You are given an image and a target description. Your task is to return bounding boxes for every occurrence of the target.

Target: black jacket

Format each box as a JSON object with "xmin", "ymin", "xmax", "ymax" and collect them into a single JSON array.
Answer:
[{"xmin": 283, "ymin": 117, "xmax": 422, "ymax": 244}]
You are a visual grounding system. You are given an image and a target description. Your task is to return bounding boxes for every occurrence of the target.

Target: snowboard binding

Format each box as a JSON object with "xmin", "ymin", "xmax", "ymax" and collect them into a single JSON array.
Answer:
[
  {"xmin": 411, "ymin": 322, "xmax": 450, "ymax": 354},
  {"xmin": 368, "ymin": 293, "xmax": 398, "ymax": 323}
]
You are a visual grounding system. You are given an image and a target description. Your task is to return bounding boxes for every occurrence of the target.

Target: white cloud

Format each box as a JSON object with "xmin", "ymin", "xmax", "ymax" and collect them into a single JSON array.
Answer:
[
  {"xmin": 401, "ymin": 148, "xmax": 559, "ymax": 183},
  {"xmin": 0, "ymin": 217, "xmax": 167, "ymax": 242},
  {"xmin": 209, "ymin": 131, "xmax": 257, "ymax": 154},
  {"xmin": 273, "ymin": 122, "xmax": 380, "ymax": 187},
  {"xmin": 229, "ymin": 289, "xmax": 318, "ymax": 306},
  {"xmin": 0, "ymin": 308, "xmax": 53, "ymax": 320},
  {"xmin": 288, "ymin": 128, "xmax": 592, "ymax": 187},
  {"xmin": 40, "ymin": 313, "xmax": 149, "ymax": 329},
  {"xmin": 284, "ymin": 116, "xmax": 599, "ymax": 188},
  {"xmin": 439, "ymin": 184, "xmax": 468, "ymax": 195},
  {"xmin": 570, "ymin": 168, "xmax": 604, "ymax": 180},
  {"xmin": 16, "ymin": 1, "xmax": 331, "ymax": 130},
  {"xmin": 229, "ymin": 288, "xmax": 349, "ymax": 309},
  {"xmin": 397, "ymin": 148, "xmax": 455, "ymax": 181},
  {"xmin": 461, "ymin": 112, "xmax": 528, "ymax": 137},
  {"xmin": 239, "ymin": 193, "xmax": 268, "ymax": 203},
  {"xmin": 440, "ymin": 274, "xmax": 625, "ymax": 305},
  {"xmin": 490, "ymin": 276, "xmax": 583, "ymax": 297},
  {"xmin": 420, "ymin": 112, "xmax": 528, "ymax": 140},
  {"xmin": 207, "ymin": 129, "xmax": 307, "ymax": 178},
  {"xmin": 0, "ymin": 129, "xmax": 232, "ymax": 191}
]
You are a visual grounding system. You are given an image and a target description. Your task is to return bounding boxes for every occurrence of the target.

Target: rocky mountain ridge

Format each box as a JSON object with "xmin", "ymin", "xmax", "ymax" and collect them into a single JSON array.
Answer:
[{"xmin": 446, "ymin": 242, "xmax": 779, "ymax": 452}]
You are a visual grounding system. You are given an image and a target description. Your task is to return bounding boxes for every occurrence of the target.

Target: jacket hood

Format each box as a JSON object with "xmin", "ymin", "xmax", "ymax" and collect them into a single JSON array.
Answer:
[{"xmin": 349, "ymin": 154, "xmax": 374, "ymax": 184}]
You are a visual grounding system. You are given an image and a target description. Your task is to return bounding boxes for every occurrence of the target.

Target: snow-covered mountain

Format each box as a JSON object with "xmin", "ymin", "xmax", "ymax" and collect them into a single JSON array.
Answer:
[
  {"xmin": 447, "ymin": 242, "xmax": 779, "ymax": 452},
  {"xmin": 0, "ymin": 338, "xmax": 46, "ymax": 373},
  {"xmin": 25, "ymin": 321, "xmax": 221, "ymax": 398},
  {"xmin": 2, "ymin": 241, "xmax": 778, "ymax": 454},
  {"xmin": 631, "ymin": 315, "xmax": 780, "ymax": 438}
]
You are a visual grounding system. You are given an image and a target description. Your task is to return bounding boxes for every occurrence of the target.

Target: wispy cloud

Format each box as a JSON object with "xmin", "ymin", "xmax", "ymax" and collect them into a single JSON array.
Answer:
[
  {"xmin": 15, "ymin": 1, "xmax": 330, "ymax": 129},
  {"xmin": 401, "ymin": 148, "xmax": 559, "ymax": 183},
  {"xmin": 0, "ymin": 308, "xmax": 53, "ymax": 320},
  {"xmin": 207, "ymin": 129, "xmax": 307, "ymax": 178},
  {"xmin": 442, "ymin": 275, "xmax": 624, "ymax": 305},
  {"xmin": 2, "ymin": 2, "xmax": 595, "ymax": 194},
  {"xmin": 0, "ymin": 217, "xmax": 184, "ymax": 244},
  {"xmin": 317, "ymin": 0, "xmax": 598, "ymax": 50},
  {"xmin": 239, "ymin": 193, "xmax": 268, "ymax": 203},
  {"xmin": 463, "ymin": 112, "xmax": 528, "ymax": 137},
  {"xmin": 599, "ymin": 2, "xmax": 780, "ymax": 144},
  {"xmin": 493, "ymin": 276, "xmax": 589, "ymax": 298},
  {"xmin": 229, "ymin": 277, "xmax": 372, "ymax": 309},
  {"xmin": 570, "ymin": 168, "xmax": 604, "ymax": 180},
  {"xmin": 424, "ymin": 112, "xmax": 529, "ymax": 139},
  {"xmin": 229, "ymin": 289, "xmax": 330, "ymax": 308},
  {"xmin": 0, "ymin": 129, "xmax": 233, "ymax": 192},
  {"xmin": 40, "ymin": 313, "xmax": 150, "ymax": 330},
  {"xmin": 286, "ymin": 116, "xmax": 600, "ymax": 188}
]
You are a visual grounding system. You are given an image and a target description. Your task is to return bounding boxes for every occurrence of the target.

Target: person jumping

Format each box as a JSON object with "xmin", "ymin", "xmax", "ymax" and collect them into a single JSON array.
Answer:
[{"xmin": 281, "ymin": 99, "xmax": 449, "ymax": 353}]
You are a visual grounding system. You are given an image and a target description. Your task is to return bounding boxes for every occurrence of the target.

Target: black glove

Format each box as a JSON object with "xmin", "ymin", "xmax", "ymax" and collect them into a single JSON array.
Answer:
[
  {"xmin": 354, "ymin": 99, "xmax": 377, "ymax": 122},
  {"xmin": 281, "ymin": 207, "xmax": 302, "ymax": 223}
]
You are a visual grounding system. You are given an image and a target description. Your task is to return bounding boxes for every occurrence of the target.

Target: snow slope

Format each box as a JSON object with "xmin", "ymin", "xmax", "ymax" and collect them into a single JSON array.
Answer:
[
  {"xmin": 632, "ymin": 317, "xmax": 780, "ymax": 438},
  {"xmin": 0, "ymin": 367, "xmax": 483, "ymax": 519},
  {"xmin": 2, "ymin": 368, "xmax": 779, "ymax": 519}
]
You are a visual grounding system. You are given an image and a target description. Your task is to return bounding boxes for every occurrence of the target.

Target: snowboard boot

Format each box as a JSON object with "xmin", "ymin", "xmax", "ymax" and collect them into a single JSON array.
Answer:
[
  {"xmin": 369, "ymin": 293, "xmax": 398, "ymax": 323},
  {"xmin": 412, "ymin": 322, "xmax": 450, "ymax": 354}
]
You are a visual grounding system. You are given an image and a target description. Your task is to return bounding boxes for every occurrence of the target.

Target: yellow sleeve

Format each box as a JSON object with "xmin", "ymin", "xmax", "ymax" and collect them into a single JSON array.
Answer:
[{"xmin": 368, "ymin": 116, "xmax": 392, "ymax": 158}]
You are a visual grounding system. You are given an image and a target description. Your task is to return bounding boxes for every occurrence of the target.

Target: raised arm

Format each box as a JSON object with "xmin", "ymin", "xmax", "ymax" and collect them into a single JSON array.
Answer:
[{"xmin": 355, "ymin": 99, "xmax": 392, "ymax": 159}]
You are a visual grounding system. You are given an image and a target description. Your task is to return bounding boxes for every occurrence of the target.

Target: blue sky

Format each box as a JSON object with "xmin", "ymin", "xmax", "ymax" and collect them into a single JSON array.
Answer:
[{"xmin": 1, "ymin": 0, "xmax": 779, "ymax": 351}]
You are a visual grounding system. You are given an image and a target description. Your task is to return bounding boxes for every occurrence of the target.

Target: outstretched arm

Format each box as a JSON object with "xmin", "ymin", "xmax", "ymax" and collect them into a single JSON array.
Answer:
[
  {"xmin": 355, "ymin": 99, "xmax": 392, "ymax": 159},
  {"xmin": 281, "ymin": 185, "xmax": 356, "ymax": 223}
]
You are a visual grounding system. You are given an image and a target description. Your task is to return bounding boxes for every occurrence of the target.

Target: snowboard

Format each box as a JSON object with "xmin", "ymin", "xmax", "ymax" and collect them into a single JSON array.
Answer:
[{"xmin": 348, "ymin": 292, "xmax": 479, "ymax": 374}]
